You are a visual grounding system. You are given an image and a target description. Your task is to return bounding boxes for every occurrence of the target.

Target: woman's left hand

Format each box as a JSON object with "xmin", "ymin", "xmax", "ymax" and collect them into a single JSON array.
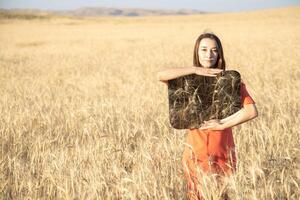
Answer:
[{"xmin": 199, "ymin": 119, "xmax": 226, "ymax": 131}]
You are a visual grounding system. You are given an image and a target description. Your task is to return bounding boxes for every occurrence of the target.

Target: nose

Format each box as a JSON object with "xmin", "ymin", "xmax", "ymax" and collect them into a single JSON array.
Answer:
[{"xmin": 206, "ymin": 50, "xmax": 213, "ymax": 58}]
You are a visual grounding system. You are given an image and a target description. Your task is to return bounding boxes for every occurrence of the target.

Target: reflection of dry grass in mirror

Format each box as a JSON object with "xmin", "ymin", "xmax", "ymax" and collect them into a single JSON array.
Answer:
[
  {"xmin": 1, "ymin": 6, "xmax": 299, "ymax": 199},
  {"xmin": 168, "ymin": 71, "xmax": 241, "ymax": 129}
]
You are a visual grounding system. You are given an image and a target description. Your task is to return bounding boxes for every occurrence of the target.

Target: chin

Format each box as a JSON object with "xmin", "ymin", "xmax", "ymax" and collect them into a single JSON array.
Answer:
[{"xmin": 201, "ymin": 62, "xmax": 215, "ymax": 68}]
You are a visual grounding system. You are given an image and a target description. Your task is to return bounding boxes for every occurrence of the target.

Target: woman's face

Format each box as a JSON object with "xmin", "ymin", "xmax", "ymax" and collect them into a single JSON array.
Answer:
[{"xmin": 198, "ymin": 38, "xmax": 219, "ymax": 68}]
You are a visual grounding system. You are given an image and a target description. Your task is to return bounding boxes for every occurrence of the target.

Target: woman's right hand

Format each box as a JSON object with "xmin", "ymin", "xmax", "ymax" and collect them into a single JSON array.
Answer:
[{"xmin": 194, "ymin": 67, "xmax": 223, "ymax": 77}]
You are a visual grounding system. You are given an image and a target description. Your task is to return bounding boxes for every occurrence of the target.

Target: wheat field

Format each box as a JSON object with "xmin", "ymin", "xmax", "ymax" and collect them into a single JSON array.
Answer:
[{"xmin": 0, "ymin": 6, "xmax": 299, "ymax": 200}]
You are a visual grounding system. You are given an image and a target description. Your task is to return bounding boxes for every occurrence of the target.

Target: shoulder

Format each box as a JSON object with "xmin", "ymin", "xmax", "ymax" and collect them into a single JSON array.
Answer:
[
  {"xmin": 240, "ymin": 78, "xmax": 245, "ymax": 85},
  {"xmin": 240, "ymin": 79, "xmax": 249, "ymax": 88}
]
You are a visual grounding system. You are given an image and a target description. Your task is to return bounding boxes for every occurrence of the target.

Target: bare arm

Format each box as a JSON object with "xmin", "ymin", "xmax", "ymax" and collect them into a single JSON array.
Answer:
[
  {"xmin": 200, "ymin": 104, "xmax": 258, "ymax": 130},
  {"xmin": 219, "ymin": 109, "xmax": 243, "ymax": 124},
  {"xmin": 157, "ymin": 67, "xmax": 196, "ymax": 82},
  {"xmin": 220, "ymin": 104, "xmax": 258, "ymax": 129},
  {"xmin": 157, "ymin": 67, "xmax": 222, "ymax": 83}
]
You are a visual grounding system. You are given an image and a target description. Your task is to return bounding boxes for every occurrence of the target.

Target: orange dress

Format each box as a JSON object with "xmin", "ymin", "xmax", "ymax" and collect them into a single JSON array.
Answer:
[{"xmin": 181, "ymin": 82, "xmax": 255, "ymax": 199}]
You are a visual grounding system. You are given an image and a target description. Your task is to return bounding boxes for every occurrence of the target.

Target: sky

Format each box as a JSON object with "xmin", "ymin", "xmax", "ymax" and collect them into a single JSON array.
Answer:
[{"xmin": 0, "ymin": 0, "xmax": 299, "ymax": 12}]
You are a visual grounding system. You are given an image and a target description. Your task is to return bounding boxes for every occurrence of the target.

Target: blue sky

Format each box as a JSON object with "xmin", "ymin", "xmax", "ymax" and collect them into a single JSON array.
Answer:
[{"xmin": 0, "ymin": 0, "xmax": 299, "ymax": 12}]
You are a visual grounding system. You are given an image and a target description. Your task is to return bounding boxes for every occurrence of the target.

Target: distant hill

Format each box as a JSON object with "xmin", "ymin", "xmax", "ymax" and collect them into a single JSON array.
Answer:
[
  {"xmin": 58, "ymin": 7, "xmax": 208, "ymax": 17},
  {"xmin": 0, "ymin": 7, "xmax": 208, "ymax": 19},
  {"xmin": 0, "ymin": 9, "xmax": 54, "ymax": 19}
]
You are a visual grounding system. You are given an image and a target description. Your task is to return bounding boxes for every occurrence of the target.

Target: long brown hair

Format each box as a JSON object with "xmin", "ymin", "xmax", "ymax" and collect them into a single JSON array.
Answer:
[{"xmin": 193, "ymin": 33, "xmax": 226, "ymax": 70}]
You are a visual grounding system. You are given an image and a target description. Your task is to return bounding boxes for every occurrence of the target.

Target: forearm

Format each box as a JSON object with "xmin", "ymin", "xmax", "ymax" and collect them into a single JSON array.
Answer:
[
  {"xmin": 157, "ymin": 67, "xmax": 195, "ymax": 81},
  {"xmin": 220, "ymin": 109, "xmax": 243, "ymax": 124},
  {"xmin": 221, "ymin": 104, "xmax": 258, "ymax": 129}
]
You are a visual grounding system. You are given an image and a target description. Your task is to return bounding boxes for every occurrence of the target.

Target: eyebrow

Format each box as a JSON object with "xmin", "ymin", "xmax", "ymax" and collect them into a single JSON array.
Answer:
[{"xmin": 200, "ymin": 46, "xmax": 217, "ymax": 49}]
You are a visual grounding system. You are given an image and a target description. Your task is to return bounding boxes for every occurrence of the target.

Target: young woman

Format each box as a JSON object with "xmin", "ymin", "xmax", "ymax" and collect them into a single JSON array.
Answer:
[{"xmin": 157, "ymin": 33, "xmax": 258, "ymax": 200}]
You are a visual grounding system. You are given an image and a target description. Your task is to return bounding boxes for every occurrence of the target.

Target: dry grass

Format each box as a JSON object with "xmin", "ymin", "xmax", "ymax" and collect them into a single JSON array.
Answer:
[{"xmin": 0, "ymin": 6, "xmax": 299, "ymax": 200}]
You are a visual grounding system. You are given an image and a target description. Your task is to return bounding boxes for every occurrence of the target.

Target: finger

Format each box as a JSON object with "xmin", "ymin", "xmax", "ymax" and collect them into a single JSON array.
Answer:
[
  {"xmin": 199, "ymin": 127, "xmax": 207, "ymax": 130},
  {"xmin": 207, "ymin": 69, "xmax": 220, "ymax": 73},
  {"xmin": 207, "ymin": 70, "xmax": 220, "ymax": 74},
  {"xmin": 200, "ymin": 125, "xmax": 213, "ymax": 129},
  {"xmin": 200, "ymin": 123, "xmax": 207, "ymax": 127},
  {"xmin": 203, "ymin": 74, "xmax": 217, "ymax": 77},
  {"xmin": 206, "ymin": 123, "xmax": 215, "ymax": 126},
  {"xmin": 210, "ymin": 69, "xmax": 222, "ymax": 73},
  {"xmin": 211, "ymin": 71, "xmax": 222, "ymax": 74},
  {"xmin": 211, "ymin": 69, "xmax": 223, "ymax": 72},
  {"xmin": 199, "ymin": 126, "xmax": 211, "ymax": 130},
  {"xmin": 200, "ymin": 123, "xmax": 210, "ymax": 128}
]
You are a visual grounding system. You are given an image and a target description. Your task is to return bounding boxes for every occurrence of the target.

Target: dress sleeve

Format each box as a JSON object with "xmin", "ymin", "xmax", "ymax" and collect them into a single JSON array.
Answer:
[{"xmin": 240, "ymin": 82, "xmax": 255, "ymax": 106}]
